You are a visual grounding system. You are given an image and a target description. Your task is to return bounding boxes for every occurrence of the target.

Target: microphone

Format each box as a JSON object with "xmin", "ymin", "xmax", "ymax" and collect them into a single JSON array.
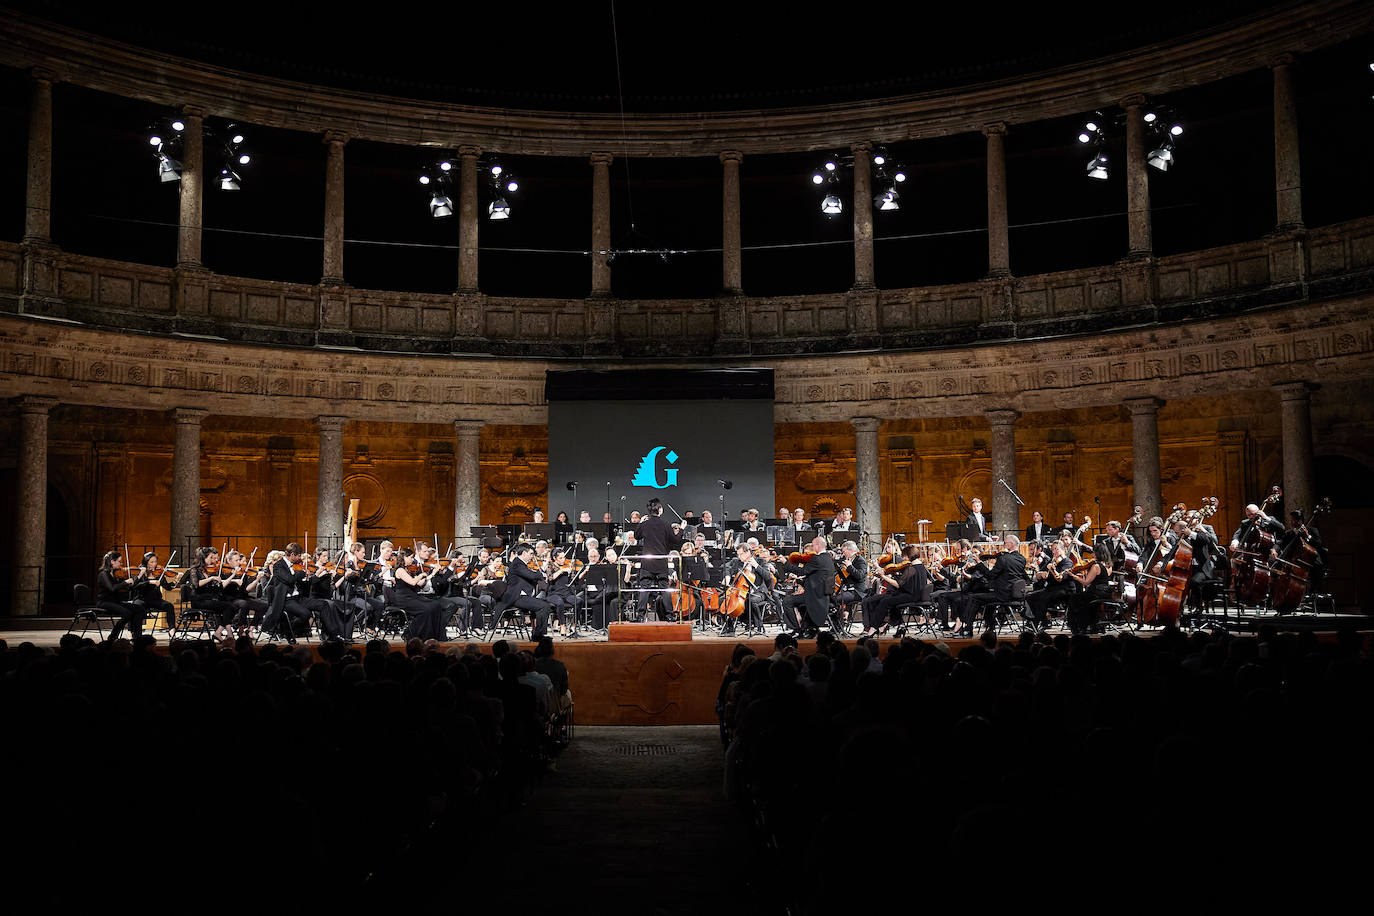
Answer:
[
  {"xmin": 566, "ymin": 481, "xmax": 579, "ymax": 491},
  {"xmin": 716, "ymin": 479, "xmax": 733, "ymax": 489}
]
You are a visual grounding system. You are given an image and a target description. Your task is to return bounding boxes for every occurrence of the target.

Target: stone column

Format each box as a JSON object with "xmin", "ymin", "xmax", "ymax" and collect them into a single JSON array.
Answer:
[
  {"xmin": 1275, "ymin": 381, "xmax": 1317, "ymax": 518},
  {"xmin": 1271, "ymin": 54, "xmax": 1305, "ymax": 232},
  {"xmin": 11, "ymin": 396, "xmax": 56, "ymax": 615},
  {"xmin": 1122, "ymin": 95, "xmax": 1152, "ymax": 259},
  {"xmin": 986, "ymin": 409, "xmax": 1020, "ymax": 536},
  {"xmin": 170, "ymin": 408, "xmax": 208, "ymax": 557},
  {"xmin": 454, "ymin": 420, "xmax": 485, "ymax": 539},
  {"xmin": 24, "ymin": 68, "xmax": 57, "ymax": 246},
  {"xmin": 176, "ymin": 107, "xmax": 205, "ymax": 269},
  {"xmin": 321, "ymin": 130, "xmax": 348, "ymax": 285},
  {"xmin": 720, "ymin": 150, "xmax": 743, "ymax": 294},
  {"xmin": 851, "ymin": 417, "xmax": 882, "ymax": 545},
  {"xmin": 983, "ymin": 123, "xmax": 1010, "ymax": 279},
  {"xmin": 1125, "ymin": 397, "xmax": 1164, "ymax": 523},
  {"xmin": 457, "ymin": 145, "xmax": 481, "ymax": 293},
  {"xmin": 315, "ymin": 416, "xmax": 346, "ymax": 549},
  {"xmin": 851, "ymin": 141, "xmax": 875, "ymax": 289},
  {"xmin": 590, "ymin": 153, "xmax": 613, "ymax": 297}
]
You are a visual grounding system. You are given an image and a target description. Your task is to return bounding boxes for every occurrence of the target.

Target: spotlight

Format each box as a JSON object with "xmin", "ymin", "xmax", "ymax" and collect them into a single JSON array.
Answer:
[
  {"xmin": 824, "ymin": 161, "xmax": 836, "ymax": 172},
  {"xmin": 506, "ymin": 180, "xmax": 519, "ymax": 192},
  {"xmin": 875, "ymin": 188, "xmax": 899, "ymax": 210},
  {"xmin": 1085, "ymin": 121, "xmax": 1098, "ymax": 132},
  {"xmin": 873, "ymin": 153, "xmax": 885, "ymax": 165},
  {"xmin": 158, "ymin": 156, "xmax": 182, "ymax": 182},
  {"xmin": 893, "ymin": 170, "xmax": 906, "ymax": 182},
  {"xmin": 430, "ymin": 195, "xmax": 454, "ymax": 218},
  {"xmin": 419, "ymin": 175, "xmax": 430, "ymax": 185},
  {"xmin": 232, "ymin": 133, "xmax": 244, "ymax": 144},
  {"xmin": 488, "ymin": 197, "xmax": 511, "ymax": 219},
  {"xmin": 219, "ymin": 168, "xmax": 241, "ymax": 191},
  {"xmin": 1170, "ymin": 124, "xmax": 1183, "ymax": 136},
  {"xmin": 440, "ymin": 161, "xmax": 452, "ymax": 171},
  {"xmin": 149, "ymin": 135, "xmax": 162, "ymax": 146},
  {"xmin": 1143, "ymin": 112, "xmax": 1157, "ymax": 123},
  {"xmin": 491, "ymin": 164, "xmax": 503, "ymax": 176},
  {"xmin": 811, "ymin": 172, "xmax": 825, "ymax": 185},
  {"xmin": 170, "ymin": 120, "xmax": 185, "ymax": 132},
  {"xmin": 1147, "ymin": 146, "xmax": 1173, "ymax": 171},
  {"xmin": 1085, "ymin": 155, "xmax": 1109, "ymax": 180},
  {"xmin": 821, "ymin": 194, "xmax": 843, "ymax": 215},
  {"xmin": 238, "ymin": 153, "xmax": 251, "ymax": 165},
  {"xmin": 1078, "ymin": 132, "xmax": 1092, "ymax": 143}
]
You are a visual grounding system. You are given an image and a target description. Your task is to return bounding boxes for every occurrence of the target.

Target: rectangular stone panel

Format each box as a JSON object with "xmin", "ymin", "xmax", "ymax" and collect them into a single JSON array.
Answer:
[
  {"xmin": 421, "ymin": 307, "xmax": 452, "ymax": 335},
  {"xmin": 385, "ymin": 305, "xmax": 418, "ymax": 333},
  {"xmin": 554, "ymin": 312, "xmax": 584, "ymax": 337},
  {"xmin": 1352, "ymin": 233, "xmax": 1374, "ymax": 268},
  {"xmin": 685, "ymin": 312, "xmax": 714, "ymax": 337},
  {"xmin": 351, "ymin": 302, "xmax": 381, "ymax": 328},
  {"xmin": 245, "ymin": 293, "xmax": 280, "ymax": 324},
  {"xmin": 916, "ymin": 299, "xmax": 949, "ymax": 326},
  {"xmin": 58, "ymin": 269, "xmax": 92, "ymax": 301},
  {"xmin": 881, "ymin": 301, "xmax": 913, "ymax": 328},
  {"xmin": 99, "ymin": 275, "xmax": 132, "ymax": 307},
  {"xmin": 0, "ymin": 254, "xmax": 18, "ymax": 291},
  {"xmin": 782, "ymin": 308, "xmax": 814, "ymax": 336},
  {"xmin": 1157, "ymin": 270, "xmax": 1191, "ymax": 301},
  {"xmin": 650, "ymin": 312, "xmax": 683, "ymax": 337},
  {"xmin": 285, "ymin": 297, "xmax": 315, "ymax": 327},
  {"xmin": 1196, "ymin": 263, "xmax": 1230, "ymax": 296},
  {"xmin": 818, "ymin": 307, "xmax": 847, "ymax": 333},
  {"xmin": 139, "ymin": 281, "xmax": 171, "ymax": 312},
  {"xmin": 619, "ymin": 312, "xmax": 647, "ymax": 338},
  {"xmin": 749, "ymin": 310, "xmax": 778, "ymax": 337},
  {"xmin": 952, "ymin": 297, "xmax": 981, "ymax": 324},
  {"xmin": 520, "ymin": 312, "xmax": 552, "ymax": 336},
  {"xmin": 208, "ymin": 290, "xmax": 241, "ymax": 319},
  {"xmin": 1309, "ymin": 242, "xmax": 1345, "ymax": 277},
  {"xmin": 1090, "ymin": 281, "xmax": 1121, "ymax": 311},
  {"xmin": 1016, "ymin": 289, "xmax": 1047, "ymax": 317},
  {"xmin": 1235, "ymin": 257, "xmax": 1269, "ymax": 288},
  {"xmin": 1050, "ymin": 285, "xmax": 1084, "ymax": 315},
  {"xmin": 486, "ymin": 311, "xmax": 515, "ymax": 337}
]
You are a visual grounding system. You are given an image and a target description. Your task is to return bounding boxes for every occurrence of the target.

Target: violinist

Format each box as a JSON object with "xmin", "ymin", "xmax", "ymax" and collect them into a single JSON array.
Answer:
[
  {"xmin": 417, "ymin": 541, "xmax": 470, "ymax": 633},
  {"xmin": 778, "ymin": 536, "xmax": 837, "ymax": 638},
  {"xmin": 936, "ymin": 540, "xmax": 987, "ymax": 635},
  {"xmin": 1024, "ymin": 540, "xmax": 1074, "ymax": 628},
  {"xmin": 96, "ymin": 550, "xmax": 147, "ymax": 641},
  {"xmin": 231, "ymin": 552, "xmax": 273, "ymax": 635},
  {"xmin": 859, "ymin": 543, "xmax": 924, "ymax": 637},
  {"xmin": 573, "ymin": 545, "xmax": 617, "ymax": 630},
  {"xmin": 491, "ymin": 543, "xmax": 555, "ymax": 641},
  {"xmin": 187, "ymin": 547, "xmax": 238, "ymax": 641},
  {"xmin": 721, "ymin": 543, "xmax": 774, "ymax": 636},
  {"xmin": 390, "ymin": 545, "xmax": 453, "ymax": 641},
  {"xmin": 338, "ymin": 541, "xmax": 384, "ymax": 635},
  {"xmin": 261, "ymin": 543, "xmax": 314, "ymax": 642},
  {"xmin": 1067, "ymin": 543, "xmax": 1114, "ymax": 635},
  {"xmin": 130, "ymin": 550, "xmax": 177, "ymax": 632},
  {"xmin": 834, "ymin": 540, "xmax": 868, "ymax": 627},
  {"xmin": 536, "ymin": 541, "xmax": 578, "ymax": 637},
  {"xmin": 303, "ymin": 546, "xmax": 356, "ymax": 641},
  {"xmin": 742, "ymin": 508, "xmax": 765, "ymax": 532},
  {"xmin": 968, "ymin": 533, "xmax": 1028, "ymax": 631}
]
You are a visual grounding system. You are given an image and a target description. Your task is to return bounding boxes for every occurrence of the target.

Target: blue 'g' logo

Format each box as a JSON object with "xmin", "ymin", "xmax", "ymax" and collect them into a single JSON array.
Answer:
[{"xmin": 632, "ymin": 446, "xmax": 679, "ymax": 489}]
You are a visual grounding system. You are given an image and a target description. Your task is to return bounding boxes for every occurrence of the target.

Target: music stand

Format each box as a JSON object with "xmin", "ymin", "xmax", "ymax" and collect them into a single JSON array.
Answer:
[
  {"xmin": 578, "ymin": 565, "xmax": 616, "ymax": 629},
  {"xmin": 470, "ymin": 526, "xmax": 503, "ymax": 550},
  {"xmin": 523, "ymin": 523, "xmax": 556, "ymax": 543}
]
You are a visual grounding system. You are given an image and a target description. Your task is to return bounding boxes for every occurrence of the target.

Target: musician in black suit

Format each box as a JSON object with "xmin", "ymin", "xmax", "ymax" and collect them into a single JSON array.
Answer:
[
  {"xmin": 778, "ymin": 536, "xmax": 838, "ymax": 636},
  {"xmin": 1025, "ymin": 510, "xmax": 1050, "ymax": 544},
  {"xmin": 967, "ymin": 498, "xmax": 996, "ymax": 542},
  {"xmin": 969, "ymin": 534, "xmax": 1029, "ymax": 631},
  {"xmin": 860, "ymin": 544, "xmax": 925, "ymax": 636},
  {"xmin": 262, "ymin": 543, "xmax": 313, "ymax": 642},
  {"xmin": 721, "ymin": 544, "xmax": 774, "ymax": 636},
  {"xmin": 1166, "ymin": 518, "xmax": 1219, "ymax": 602},
  {"xmin": 1099, "ymin": 519, "xmax": 1141, "ymax": 569},
  {"xmin": 1230, "ymin": 503, "xmax": 1284, "ymax": 551},
  {"xmin": 1276, "ymin": 508, "xmax": 1328, "ymax": 592},
  {"xmin": 635, "ymin": 499, "xmax": 674, "ymax": 579},
  {"xmin": 492, "ymin": 543, "xmax": 555, "ymax": 640}
]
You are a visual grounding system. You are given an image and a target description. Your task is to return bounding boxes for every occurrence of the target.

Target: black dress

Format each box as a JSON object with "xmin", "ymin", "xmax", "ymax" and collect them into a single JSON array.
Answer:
[
  {"xmin": 96, "ymin": 568, "xmax": 146, "ymax": 640},
  {"xmin": 392, "ymin": 566, "xmax": 449, "ymax": 641}
]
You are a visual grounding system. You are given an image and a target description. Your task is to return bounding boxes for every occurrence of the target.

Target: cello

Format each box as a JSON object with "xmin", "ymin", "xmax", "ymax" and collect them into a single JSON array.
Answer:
[
  {"xmin": 1269, "ymin": 498, "xmax": 1331, "ymax": 613},
  {"xmin": 1232, "ymin": 486, "xmax": 1282, "ymax": 605}
]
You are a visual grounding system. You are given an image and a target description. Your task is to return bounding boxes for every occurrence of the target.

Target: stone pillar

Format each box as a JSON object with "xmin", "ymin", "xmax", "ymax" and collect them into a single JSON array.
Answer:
[
  {"xmin": 315, "ymin": 416, "xmax": 346, "ymax": 549},
  {"xmin": 983, "ymin": 123, "xmax": 1010, "ymax": 279},
  {"xmin": 457, "ymin": 145, "xmax": 481, "ymax": 293},
  {"xmin": 590, "ymin": 153, "xmax": 613, "ymax": 297},
  {"xmin": 851, "ymin": 141, "xmax": 875, "ymax": 289},
  {"xmin": 454, "ymin": 420, "xmax": 485, "ymax": 539},
  {"xmin": 1271, "ymin": 54, "xmax": 1305, "ymax": 232},
  {"xmin": 1122, "ymin": 95, "xmax": 1152, "ymax": 259},
  {"xmin": 170, "ymin": 408, "xmax": 208, "ymax": 557},
  {"xmin": 986, "ymin": 409, "xmax": 1020, "ymax": 536},
  {"xmin": 1275, "ymin": 381, "xmax": 1317, "ymax": 518},
  {"xmin": 850, "ymin": 417, "xmax": 882, "ymax": 545},
  {"xmin": 176, "ymin": 107, "xmax": 205, "ymax": 269},
  {"xmin": 24, "ymin": 68, "xmax": 57, "ymax": 246},
  {"xmin": 1125, "ymin": 397, "xmax": 1164, "ymax": 523},
  {"xmin": 720, "ymin": 150, "xmax": 743, "ymax": 294},
  {"xmin": 11, "ymin": 396, "xmax": 56, "ymax": 615},
  {"xmin": 321, "ymin": 130, "xmax": 348, "ymax": 285}
]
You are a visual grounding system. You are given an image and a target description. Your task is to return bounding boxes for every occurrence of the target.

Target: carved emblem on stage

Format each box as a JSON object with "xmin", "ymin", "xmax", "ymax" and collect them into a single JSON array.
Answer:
[{"xmin": 613, "ymin": 653, "xmax": 687, "ymax": 717}]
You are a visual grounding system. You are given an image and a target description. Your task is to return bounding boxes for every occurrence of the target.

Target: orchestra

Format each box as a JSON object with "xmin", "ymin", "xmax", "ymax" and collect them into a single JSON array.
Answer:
[{"xmin": 78, "ymin": 487, "xmax": 1335, "ymax": 644}]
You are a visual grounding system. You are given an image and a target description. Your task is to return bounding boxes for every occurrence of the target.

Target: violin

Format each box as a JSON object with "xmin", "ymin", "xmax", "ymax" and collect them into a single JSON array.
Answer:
[{"xmin": 787, "ymin": 551, "xmax": 817, "ymax": 564}]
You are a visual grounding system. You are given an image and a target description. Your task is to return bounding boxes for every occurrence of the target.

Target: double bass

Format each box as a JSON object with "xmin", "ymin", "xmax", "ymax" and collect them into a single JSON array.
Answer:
[
  {"xmin": 1269, "ymin": 498, "xmax": 1331, "ymax": 613},
  {"xmin": 1232, "ymin": 486, "xmax": 1282, "ymax": 605}
]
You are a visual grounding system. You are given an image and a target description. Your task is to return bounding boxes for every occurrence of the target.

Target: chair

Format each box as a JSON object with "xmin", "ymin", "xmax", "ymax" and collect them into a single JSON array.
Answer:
[
  {"xmin": 485, "ymin": 604, "xmax": 531, "ymax": 642},
  {"xmin": 67, "ymin": 584, "xmax": 115, "ymax": 640}
]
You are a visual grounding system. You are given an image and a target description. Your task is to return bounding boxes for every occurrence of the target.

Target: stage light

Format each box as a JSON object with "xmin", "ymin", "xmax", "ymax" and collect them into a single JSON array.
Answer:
[
  {"xmin": 565, "ymin": 481, "xmax": 579, "ymax": 491},
  {"xmin": 821, "ymin": 193, "xmax": 843, "ymax": 215},
  {"xmin": 440, "ymin": 161, "xmax": 452, "ymax": 172},
  {"xmin": 171, "ymin": 120, "xmax": 185, "ymax": 132},
  {"xmin": 1170, "ymin": 124, "xmax": 1183, "ymax": 136},
  {"xmin": 219, "ymin": 168, "xmax": 241, "ymax": 190},
  {"xmin": 894, "ymin": 170, "xmax": 906, "ymax": 182},
  {"xmin": 506, "ymin": 180, "xmax": 519, "ymax": 192},
  {"xmin": 491, "ymin": 164, "xmax": 503, "ymax": 176},
  {"xmin": 488, "ymin": 197, "xmax": 511, "ymax": 219},
  {"xmin": 1086, "ymin": 155, "xmax": 1109, "ymax": 180},
  {"xmin": 812, "ymin": 172, "xmax": 825, "ymax": 185},
  {"xmin": 158, "ymin": 156, "xmax": 182, "ymax": 182},
  {"xmin": 1143, "ymin": 112, "xmax": 1157, "ymax": 123},
  {"xmin": 1085, "ymin": 121, "xmax": 1098, "ymax": 132},
  {"xmin": 824, "ymin": 161, "xmax": 836, "ymax": 171},
  {"xmin": 430, "ymin": 195, "xmax": 454, "ymax": 218},
  {"xmin": 419, "ymin": 174, "xmax": 430, "ymax": 185},
  {"xmin": 1078, "ymin": 132, "xmax": 1092, "ymax": 143},
  {"xmin": 238, "ymin": 153, "xmax": 251, "ymax": 165},
  {"xmin": 875, "ymin": 188, "xmax": 899, "ymax": 210},
  {"xmin": 232, "ymin": 133, "xmax": 244, "ymax": 144},
  {"xmin": 149, "ymin": 135, "xmax": 162, "ymax": 146},
  {"xmin": 1147, "ymin": 146, "xmax": 1173, "ymax": 171}
]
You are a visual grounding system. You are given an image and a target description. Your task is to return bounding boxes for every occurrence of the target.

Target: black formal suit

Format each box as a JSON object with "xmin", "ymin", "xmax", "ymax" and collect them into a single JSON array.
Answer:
[
  {"xmin": 492, "ymin": 555, "xmax": 554, "ymax": 639},
  {"xmin": 968, "ymin": 512, "xmax": 996, "ymax": 541},
  {"xmin": 263, "ymin": 558, "xmax": 312, "ymax": 639},
  {"xmin": 970, "ymin": 550, "xmax": 1028, "ymax": 627},
  {"xmin": 721, "ymin": 555, "xmax": 774, "ymax": 633},
  {"xmin": 835, "ymin": 553, "xmax": 869, "ymax": 602},
  {"xmin": 862, "ymin": 561, "xmax": 927, "ymax": 631},
  {"xmin": 1025, "ymin": 521, "xmax": 1050, "ymax": 543},
  {"xmin": 778, "ymin": 550, "xmax": 837, "ymax": 631},
  {"xmin": 1231, "ymin": 514, "xmax": 1284, "ymax": 547},
  {"xmin": 635, "ymin": 514, "xmax": 675, "ymax": 578}
]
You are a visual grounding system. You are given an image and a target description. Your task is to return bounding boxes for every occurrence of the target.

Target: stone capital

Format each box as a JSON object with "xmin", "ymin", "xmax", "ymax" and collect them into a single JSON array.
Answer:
[
  {"xmin": 454, "ymin": 419, "xmax": 486, "ymax": 438},
  {"xmin": 170, "ymin": 407, "xmax": 210, "ymax": 425},
  {"xmin": 1268, "ymin": 52, "xmax": 1297, "ymax": 70},
  {"xmin": 315, "ymin": 415, "xmax": 348, "ymax": 433},
  {"xmin": 29, "ymin": 66, "xmax": 58, "ymax": 84},
  {"xmin": 719, "ymin": 150, "xmax": 743, "ymax": 165},
  {"xmin": 1118, "ymin": 93, "xmax": 1147, "ymax": 110},
  {"xmin": 322, "ymin": 129, "xmax": 349, "ymax": 146},
  {"xmin": 457, "ymin": 144, "xmax": 482, "ymax": 159},
  {"xmin": 1274, "ymin": 380, "xmax": 1318, "ymax": 401},
  {"xmin": 590, "ymin": 152, "xmax": 614, "ymax": 167},
  {"xmin": 850, "ymin": 416, "xmax": 881, "ymax": 434},
  {"xmin": 981, "ymin": 122, "xmax": 1008, "ymax": 138},
  {"xmin": 1124, "ymin": 396, "xmax": 1165, "ymax": 416},
  {"xmin": 850, "ymin": 140, "xmax": 873, "ymax": 155},
  {"xmin": 985, "ymin": 408, "xmax": 1020, "ymax": 426},
  {"xmin": 180, "ymin": 105, "xmax": 206, "ymax": 120},
  {"xmin": 13, "ymin": 394, "xmax": 58, "ymax": 415}
]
